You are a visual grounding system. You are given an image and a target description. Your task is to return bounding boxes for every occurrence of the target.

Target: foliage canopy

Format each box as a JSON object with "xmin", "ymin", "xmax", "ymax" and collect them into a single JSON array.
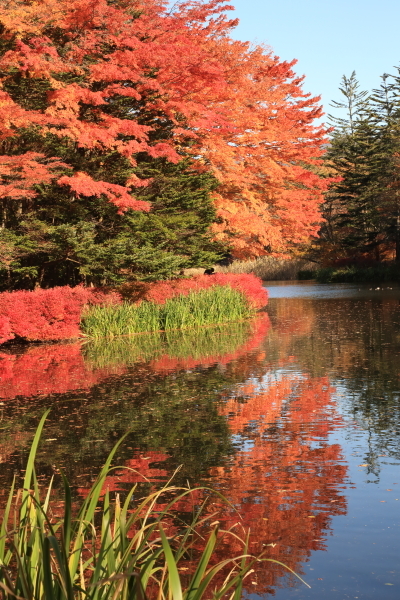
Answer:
[{"xmin": 0, "ymin": 0, "xmax": 328, "ymax": 287}]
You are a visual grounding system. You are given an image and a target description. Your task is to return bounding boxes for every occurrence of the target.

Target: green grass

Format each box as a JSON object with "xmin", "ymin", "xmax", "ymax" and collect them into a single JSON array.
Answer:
[
  {"xmin": 81, "ymin": 286, "xmax": 254, "ymax": 340},
  {"xmin": 0, "ymin": 412, "xmax": 309, "ymax": 600}
]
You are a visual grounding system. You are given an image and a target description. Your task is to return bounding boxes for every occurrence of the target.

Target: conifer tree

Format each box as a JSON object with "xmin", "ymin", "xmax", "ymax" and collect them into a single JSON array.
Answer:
[
  {"xmin": 0, "ymin": 157, "xmax": 226, "ymax": 289},
  {"xmin": 322, "ymin": 73, "xmax": 387, "ymax": 259},
  {"xmin": 369, "ymin": 71, "xmax": 400, "ymax": 260},
  {"xmin": 323, "ymin": 69, "xmax": 400, "ymax": 262}
]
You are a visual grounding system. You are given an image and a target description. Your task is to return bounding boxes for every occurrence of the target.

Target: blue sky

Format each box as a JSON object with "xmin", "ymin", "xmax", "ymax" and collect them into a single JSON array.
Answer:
[{"xmin": 224, "ymin": 0, "xmax": 398, "ymax": 125}]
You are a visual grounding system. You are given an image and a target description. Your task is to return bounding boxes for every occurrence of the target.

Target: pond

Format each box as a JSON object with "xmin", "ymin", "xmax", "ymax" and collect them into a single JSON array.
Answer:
[{"xmin": 1, "ymin": 281, "xmax": 400, "ymax": 598}]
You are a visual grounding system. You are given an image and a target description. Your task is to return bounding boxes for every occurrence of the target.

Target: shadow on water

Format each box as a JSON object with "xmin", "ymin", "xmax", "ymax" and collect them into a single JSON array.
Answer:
[{"xmin": 1, "ymin": 283, "xmax": 400, "ymax": 597}]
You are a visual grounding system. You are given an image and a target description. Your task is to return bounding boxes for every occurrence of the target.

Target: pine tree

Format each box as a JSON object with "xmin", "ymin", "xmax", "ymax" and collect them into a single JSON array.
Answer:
[
  {"xmin": 322, "ymin": 73, "xmax": 387, "ymax": 260},
  {"xmin": 369, "ymin": 71, "xmax": 400, "ymax": 260}
]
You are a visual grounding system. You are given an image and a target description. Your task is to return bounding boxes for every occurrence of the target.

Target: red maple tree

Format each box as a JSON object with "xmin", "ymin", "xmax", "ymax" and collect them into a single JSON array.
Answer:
[{"xmin": 0, "ymin": 0, "xmax": 329, "ymax": 257}]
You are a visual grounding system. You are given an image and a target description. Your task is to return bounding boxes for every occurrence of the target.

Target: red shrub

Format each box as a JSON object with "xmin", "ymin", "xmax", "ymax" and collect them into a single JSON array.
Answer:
[
  {"xmin": 144, "ymin": 273, "xmax": 268, "ymax": 309},
  {"xmin": 0, "ymin": 286, "xmax": 120, "ymax": 343},
  {"xmin": 0, "ymin": 316, "xmax": 13, "ymax": 345},
  {"xmin": 0, "ymin": 274, "xmax": 266, "ymax": 346}
]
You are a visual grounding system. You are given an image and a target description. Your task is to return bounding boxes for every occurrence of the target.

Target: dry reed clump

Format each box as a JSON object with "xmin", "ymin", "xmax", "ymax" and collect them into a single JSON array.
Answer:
[{"xmin": 185, "ymin": 257, "xmax": 319, "ymax": 281}]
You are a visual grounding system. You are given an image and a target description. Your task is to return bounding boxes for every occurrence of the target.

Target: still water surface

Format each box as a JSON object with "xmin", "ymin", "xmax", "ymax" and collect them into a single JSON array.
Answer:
[{"xmin": 1, "ymin": 282, "xmax": 400, "ymax": 598}]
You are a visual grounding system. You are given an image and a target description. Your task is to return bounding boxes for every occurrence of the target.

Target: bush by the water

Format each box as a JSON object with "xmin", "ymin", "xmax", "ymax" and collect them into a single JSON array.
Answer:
[
  {"xmin": 0, "ymin": 274, "xmax": 267, "ymax": 345},
  {"xmin": 313, "ymin": 262, "xmax": 400, "ymax": 283},
  {"xmin": 0, "ymin": 286, "xmax": 119, "ymax": 345},
  {"xmin": 0, "ymin": 412, "xmax": 306, "ymax": 600},
  {"xmin": 82, "ymin": 285, "xmax": 256, "ymax": 339},
  {"xmin": 126, "ymin": 272, "xmax": 268, "ymax": 309}
]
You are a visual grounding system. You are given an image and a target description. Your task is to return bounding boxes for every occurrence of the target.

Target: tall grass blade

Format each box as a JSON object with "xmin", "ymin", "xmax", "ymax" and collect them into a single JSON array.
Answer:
[
  {"xmin": 0, "ymin": 476, "xmax": 15, "ymax": 561},
  {"xmin": 186, "ymin": 525, "xmax": 218, "ymax": 600},
  {"xmin": 20, "ymin": 409, "xmax": 51, "ymax": 523},
  {"xmin": 0, "ymin": 415, "xmax": 310, "ymax": 600},
  {"xmin": 159, "ymin": 525, "xmax": 183, "ymax": 600}
]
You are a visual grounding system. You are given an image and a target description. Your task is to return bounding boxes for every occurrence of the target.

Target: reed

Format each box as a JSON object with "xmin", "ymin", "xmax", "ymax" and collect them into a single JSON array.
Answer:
[
  {"xmin": 0, "ymin": 412, "xmax": 309, "ymax": 600},
  {"xmin": 81, "ymin": 286, "xmax": 254, "ymax": 339},
  {"xmin": 218, "ymin": 257, "xmax": 319, "ymax": 281},
  {"xmin": 183, "ymin": 257, "xmax": 319, "ymax": 281}
]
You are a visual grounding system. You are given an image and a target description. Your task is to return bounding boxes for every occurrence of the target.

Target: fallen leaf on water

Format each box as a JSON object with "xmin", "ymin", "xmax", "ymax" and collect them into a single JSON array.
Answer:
[{"xmin": 358, "ymin": 464, "xmax": 369, "ymax": 467}]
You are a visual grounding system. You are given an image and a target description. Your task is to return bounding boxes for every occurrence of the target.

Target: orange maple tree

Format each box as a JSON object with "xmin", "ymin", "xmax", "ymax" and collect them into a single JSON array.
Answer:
[{"xmin": 0, "ymin": 0, "xmax": 328, "ymax": 258}]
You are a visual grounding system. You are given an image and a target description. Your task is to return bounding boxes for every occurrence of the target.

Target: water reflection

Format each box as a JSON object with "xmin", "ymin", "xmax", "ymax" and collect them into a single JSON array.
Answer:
[
  {"xmin": 267, "ymin": 292, "xmax": 400, "ymax": 467},
  {"xmin": 207, "ymin": 374, "xmax": 348, "ymax": 593},
  {"xmin": 1, "ymin": 285, "xmax": 400, "ymax": 597}
]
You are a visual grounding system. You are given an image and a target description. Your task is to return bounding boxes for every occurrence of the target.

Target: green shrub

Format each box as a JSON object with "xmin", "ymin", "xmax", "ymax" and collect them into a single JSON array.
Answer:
[
  {"xmin": 314, "ymin": 263, "xmax": 400, "ymax": 283},
  {"xmin": 297, "ymin": 269, "xmax": 316, "ymax": 280},
  {"xmin": 81, "ymin": 286, "xmax": 254, "ymax": 339}
]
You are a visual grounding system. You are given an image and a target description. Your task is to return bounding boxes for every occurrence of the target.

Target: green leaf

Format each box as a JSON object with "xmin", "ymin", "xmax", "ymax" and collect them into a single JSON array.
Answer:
[{"xmin": 159, "ymin": 525, "xmax": 183, "ymax": 600}]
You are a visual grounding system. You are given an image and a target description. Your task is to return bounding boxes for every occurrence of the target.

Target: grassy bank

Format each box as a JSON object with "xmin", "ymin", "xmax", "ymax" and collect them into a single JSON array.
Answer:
[
  {"xmin": 312, "ymin": 262, "xmax": 400, "ymax": 283},
  {"xmin": 81, "ymin": 285, "xmax": 254, "ymax": 339},
  {"xmin": 0, "ymin": 412, "xmax": 307, "ymax": 600}
]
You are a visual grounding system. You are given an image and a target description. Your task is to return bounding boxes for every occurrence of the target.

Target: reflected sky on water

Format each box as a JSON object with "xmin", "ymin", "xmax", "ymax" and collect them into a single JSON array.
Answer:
[{"xmin": 1, "ymin": 282, "xmax": 400, "ymax": 598}]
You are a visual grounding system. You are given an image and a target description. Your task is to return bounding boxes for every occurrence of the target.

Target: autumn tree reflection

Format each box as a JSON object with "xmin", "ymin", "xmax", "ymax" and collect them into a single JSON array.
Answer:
[{"xmin": 204, "ymin": 374, "xmax": 348, "ymax": 594}]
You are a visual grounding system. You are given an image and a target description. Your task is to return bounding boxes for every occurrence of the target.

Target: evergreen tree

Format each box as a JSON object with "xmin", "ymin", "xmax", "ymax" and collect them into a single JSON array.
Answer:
[
  {"xmin": 0, "ymin": 157, "xmax": 227, "ymax": 290},
  {"xmin": 369, "ymin": 71, "xmax": 400, "ymax": 260},
  {"xmin": 322, "ymin": 73, "xmax": 392, "ymax": 260}
]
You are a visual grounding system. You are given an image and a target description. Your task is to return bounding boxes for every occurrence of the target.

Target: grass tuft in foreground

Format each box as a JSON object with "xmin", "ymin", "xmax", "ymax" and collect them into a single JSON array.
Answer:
[
  {"xmin": 81, "ymin": 286, "xmax": 254, "ymax": 339},
  {"xmin": 0, "ymin": 412, "xmax": 309, "ymax": 599}
]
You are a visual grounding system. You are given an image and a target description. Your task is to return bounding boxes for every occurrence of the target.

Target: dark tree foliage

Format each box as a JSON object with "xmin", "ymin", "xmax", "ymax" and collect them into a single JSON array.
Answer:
[
  {"xmin": 322, "ymin": 70, "xmax": 400, "ymax": 262},
  {"xmin": 0, "ymin": 156, "xmax": 227, "ymax": 290}
]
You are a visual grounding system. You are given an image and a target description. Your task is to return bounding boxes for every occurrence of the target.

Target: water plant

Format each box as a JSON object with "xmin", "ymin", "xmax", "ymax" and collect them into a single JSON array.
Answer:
[
  {"xmin": 81, "ymin": 286, "xmax": 255, "ymax": 339},
  {"xmin": 0, "ymin": 411, "xmax": 308, "ymax": 599}
]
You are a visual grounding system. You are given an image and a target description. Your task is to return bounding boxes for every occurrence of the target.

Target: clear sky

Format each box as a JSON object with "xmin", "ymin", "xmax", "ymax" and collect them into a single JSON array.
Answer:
[{"xmin": 224, "ymin": 0, "xmax": 399, "ymax": 125}]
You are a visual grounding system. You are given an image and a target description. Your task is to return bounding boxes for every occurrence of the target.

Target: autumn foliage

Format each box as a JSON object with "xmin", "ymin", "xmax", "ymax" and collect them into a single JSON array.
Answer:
[
  {"xmin": 0, "ymin": 0, "xmax": 329, "ymax": 290},
  {"xmin": 142, "ymin": 273, "xmax": 268, "ymax": 309},
  {"xmin": 0, "ymin": 286, "xmax": 120, "ymax": 343},
  {"xmin": 0, "ymin": 272, "xmax": 267, "ymax": 344}
]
